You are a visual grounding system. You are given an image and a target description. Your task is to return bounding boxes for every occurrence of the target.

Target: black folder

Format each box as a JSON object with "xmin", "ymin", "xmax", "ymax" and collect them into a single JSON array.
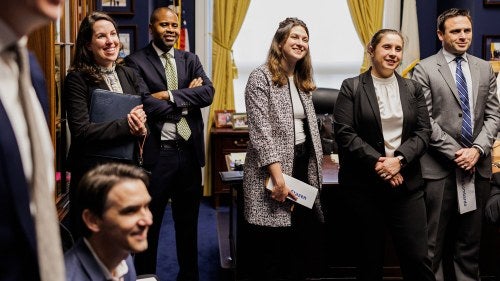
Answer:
[{"xmin": 88, "ymin": 89, "xmax": 142, "ymax": 160}]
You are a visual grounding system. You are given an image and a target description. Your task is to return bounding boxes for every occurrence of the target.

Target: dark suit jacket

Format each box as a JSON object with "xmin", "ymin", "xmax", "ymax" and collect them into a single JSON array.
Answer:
[
  {"xmin": 64, "ymin": 65, "xmax": 149, "ymax": 172},
  {"xmin": 411, "ymin": 50, "xmax": 500, "ymax": 179},
  {"xmin": 65, "ymin": 239, "xmax": 136, "ymax": 281},
  {"xmin": 334, "ymin": 70, "xmax": 431, "ymax": 191},
  {"xmin": 0, "ymin": 80, "xmax": 46, "ymax": 280},
  {"xmin": 125, "ymin": 43, "xmax": 215, "ymax": 167},
  {"xmin": 29, "ymin": 52, "xmax": 48, "ymax": 120}
]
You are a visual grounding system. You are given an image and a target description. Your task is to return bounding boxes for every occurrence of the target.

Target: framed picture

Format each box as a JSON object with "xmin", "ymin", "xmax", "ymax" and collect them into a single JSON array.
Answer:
[
  {"xmin": 484, "ymin": 0, "xmax": 500, "ymax": 6},
  {"xmin": 232, "ymin": 113, "xmax": 248, "ymax": 130},
  {"xmin": 214, "ymin": 110, "xmax": 235, "ymax": 128},
  {"xmin": 483, "ymin": 35, "xmax": 500, "ymax": 61},
  {"xmin": 118, "ymin": 25, "xmax": 137, "ymax": 58},
  {"xmin": 97, "ymin": 0, "xmax": 134, "ymax": 15}
]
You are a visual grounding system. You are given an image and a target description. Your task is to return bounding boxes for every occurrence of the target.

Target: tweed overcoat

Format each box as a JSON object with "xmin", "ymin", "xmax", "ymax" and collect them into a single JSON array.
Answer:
[{"xmin": 243, "ymin": 64, "xmax": 323, "ymax": 227}]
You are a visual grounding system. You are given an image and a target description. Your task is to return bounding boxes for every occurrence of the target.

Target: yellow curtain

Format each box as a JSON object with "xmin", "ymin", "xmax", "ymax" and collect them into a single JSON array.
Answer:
[
  {"xmin": 347, "ymin": 0, "xmax": 384, "ymax": 73},
  {"xmin": 204, "ymin": 0, "xmax": 250, "ymax": 195}
]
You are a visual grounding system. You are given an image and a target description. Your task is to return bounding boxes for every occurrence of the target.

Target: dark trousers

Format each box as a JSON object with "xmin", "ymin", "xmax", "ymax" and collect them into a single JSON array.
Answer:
[
  {"xmin": 425, "ymin": 173, "xmax": 490, "ymax": 281},
  {"xmin": 134, "ymin": 142, "xmax": 202, "ymax": 281},
  {"xmin": 345, "ymin": 184, "xmax": 435, "ymax": 281},
  {"xmin": 245, "ymin": 141, "xmax": 326, "ymax": 281}
]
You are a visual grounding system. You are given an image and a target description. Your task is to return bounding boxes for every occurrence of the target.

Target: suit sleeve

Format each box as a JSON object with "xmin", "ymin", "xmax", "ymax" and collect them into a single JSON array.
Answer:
[
  {"xmin": 170, "ymin": 54, "xmax": 215, "ymax": 109},
  {"xmin": 124, "ymin": 55, "xmax": 181, "ymax": 122},
  {"xmin": 394, "ymin": 80, "xmax": 431, "ymax": 164},
  {"xmin": 411, "ymin": 63, "xmax": 462, "ymax": 160},
  {"xmin": 471, "ymin": 64, "xmax": 500, "ymax": 154},
  {"xmin": 125, "ymin": 53, "xmax": 214, "ymax": 122},
  {"xmin": 64, "ymin": 72, "xmax": 132, "ymax": 144},
  {"xmin": 333, "ymin": 78, "xmax": 382, "ymax": 169}
]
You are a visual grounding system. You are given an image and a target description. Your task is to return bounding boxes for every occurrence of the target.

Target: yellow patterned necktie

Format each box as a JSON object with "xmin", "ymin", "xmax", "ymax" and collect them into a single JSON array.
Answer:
[{"xmin": 163, "ymin": 52, "xmax": 191, "ymax": 140}]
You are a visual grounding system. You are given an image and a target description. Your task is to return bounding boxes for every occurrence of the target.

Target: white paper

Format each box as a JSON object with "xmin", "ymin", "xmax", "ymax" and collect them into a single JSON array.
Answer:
[
  {"xmin": 331, "ymin": 154, "xmax": 339, "ymax": 163},
  {"xmin": 265, "ymin": 173, "xmax": 318, "ymax": 209},
  {"xmin": 456, "ymin": 168, "xmax": 476, "ymax": 214}
]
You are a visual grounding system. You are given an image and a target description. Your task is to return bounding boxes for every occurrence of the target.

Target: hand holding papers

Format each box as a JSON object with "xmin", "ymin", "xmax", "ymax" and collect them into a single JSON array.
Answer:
[{"xmin": 265, "ymin": 173, "xmax": 318, "ymax": 209}]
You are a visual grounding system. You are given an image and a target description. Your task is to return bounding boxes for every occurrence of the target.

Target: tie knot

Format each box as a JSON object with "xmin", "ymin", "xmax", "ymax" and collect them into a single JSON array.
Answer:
[
  {"xmin": 455, "ymin": 56, "xmax": 464, "ymax": 64},
  {"xmin": 163, "ymin": 52, "xmax": 173, "ymax": 59}
]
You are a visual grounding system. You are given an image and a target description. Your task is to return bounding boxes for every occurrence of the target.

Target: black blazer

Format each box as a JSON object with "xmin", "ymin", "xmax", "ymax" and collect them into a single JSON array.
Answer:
[
  {"xmin": 334, "ymin": 70, "xmax": 431, "ymax": 191},
  {"xmin": 125, "ymin": 43, "xmax": 215, "ymax": 167},
  {"xmin": 64, "ymin": 65, "xmax": 148, "ymax": 170}
]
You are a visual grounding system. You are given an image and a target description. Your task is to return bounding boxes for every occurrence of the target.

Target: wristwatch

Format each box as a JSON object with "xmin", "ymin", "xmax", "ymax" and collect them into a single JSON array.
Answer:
[
  {"xmin": 396, "ymin": 155, "xmax": 407, "ymax": 167},
  {"xmin": 472, "ymin": 145, "xmax": 483, "ymax": 156}
]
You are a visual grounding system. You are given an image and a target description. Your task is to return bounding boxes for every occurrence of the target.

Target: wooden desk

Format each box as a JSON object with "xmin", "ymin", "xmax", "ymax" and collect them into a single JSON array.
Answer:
[
  {"xmin": 219, "ymin": 150, "xmax": 500, "ymax": 280},
  {"xmin": 217, "ymin": 155, "xmax": 338, "ymax": 273},
  {"xmin": 210, "ymin": 127, "xmax": 249, "ymax": 206}
]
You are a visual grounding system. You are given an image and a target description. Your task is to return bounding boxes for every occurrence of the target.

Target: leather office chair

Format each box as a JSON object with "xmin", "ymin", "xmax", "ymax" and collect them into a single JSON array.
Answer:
[
  {"xmin": 312, "ymin": 87, "xmax": 340, "ymax": 154},
  {"xmin": 312, "ymin": 87, "xmax": 339, "ymax": 115}
]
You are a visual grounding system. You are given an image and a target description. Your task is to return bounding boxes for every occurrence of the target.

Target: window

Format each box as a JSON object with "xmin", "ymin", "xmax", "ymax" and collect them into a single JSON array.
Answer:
[{"xmin": 232, "ymin": 0, "xmax": 364, "ymax": 112}]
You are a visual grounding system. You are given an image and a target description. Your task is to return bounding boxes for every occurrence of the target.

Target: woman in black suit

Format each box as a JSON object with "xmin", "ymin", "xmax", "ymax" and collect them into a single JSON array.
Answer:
[
  {"xmin": 65, "ymin": 11, "xmax": 148, "ymax": 236},
  {"xmin": 333, "ymin": 29, "xmax": 435, "ymax": 281}
]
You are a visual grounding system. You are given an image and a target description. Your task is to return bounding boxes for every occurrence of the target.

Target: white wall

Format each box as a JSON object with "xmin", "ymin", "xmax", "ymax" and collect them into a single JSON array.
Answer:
[{"xmin": 231, "ymin": 0, "xmax": 364, "ymax": 112}]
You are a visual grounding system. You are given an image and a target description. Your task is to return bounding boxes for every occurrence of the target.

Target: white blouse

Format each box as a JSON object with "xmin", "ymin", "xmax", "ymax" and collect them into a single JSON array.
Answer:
[
  {"xmin": 372, "ymin": 73, "xmax": 403, "ymax": 157},
  {"xmin": 289, "ymin": 76, "xmax": 306, "ymax": 145}
]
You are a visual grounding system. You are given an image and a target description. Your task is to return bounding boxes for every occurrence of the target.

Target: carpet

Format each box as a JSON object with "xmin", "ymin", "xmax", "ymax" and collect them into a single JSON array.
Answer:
[{"xmin": 156, "ymin": 197, "xmax": 226, "ymax": 281}]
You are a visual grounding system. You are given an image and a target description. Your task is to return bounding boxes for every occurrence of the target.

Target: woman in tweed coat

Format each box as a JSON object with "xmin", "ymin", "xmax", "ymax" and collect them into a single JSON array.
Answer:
[{"xmin": 242, "ymin": 18, "xmax": 324, "ymax": 280}]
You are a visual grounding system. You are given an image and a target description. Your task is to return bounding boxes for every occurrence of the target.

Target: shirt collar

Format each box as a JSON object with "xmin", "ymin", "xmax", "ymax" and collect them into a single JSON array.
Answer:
[
  {"xmin": 442, "ymin": 48, "xmax": 468, "ymax": 64},
  {"xmin": 99, "ymin": 63, "xmax": 117, "ymax": 74},
  {"xmin": 83, "ymin": 238, "xmax": 129, "ymax": 281},
  {"xmin": 152, "ymin": 42, "xmax": 175, "ymax": 59},
  {"xmin": 0, "ymin": 18, "xmax": 24, "ymax": 53}
]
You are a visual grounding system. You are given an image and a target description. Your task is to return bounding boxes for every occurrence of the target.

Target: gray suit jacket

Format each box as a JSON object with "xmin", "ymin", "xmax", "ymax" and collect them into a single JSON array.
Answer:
[
  {"xmin": 65, "ymin": 239, "xmax": 136, "ymax": 281},
  {"xmin": 411, "ymin": 49, "xmax": 500, "ymax": 179}
]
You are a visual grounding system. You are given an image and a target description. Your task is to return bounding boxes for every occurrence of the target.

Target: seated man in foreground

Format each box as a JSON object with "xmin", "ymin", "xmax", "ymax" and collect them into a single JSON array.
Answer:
[{"xmin": 65, "ymin": 163, "xmax": 153, "ymax": 280}]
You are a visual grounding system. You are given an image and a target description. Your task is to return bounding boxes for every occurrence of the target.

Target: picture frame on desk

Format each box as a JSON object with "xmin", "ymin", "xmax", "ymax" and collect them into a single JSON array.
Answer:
[
  {"xmin": 482, "ymin": 35, "xmax": 500, "ymax": 73},
  {"xmin": 118, "ymin": 25, "xmax": 137, "ymax": 58},
  {"xmin": 97, "ymin": 0, "xmax": 134, "ymax": 15},
  {"xmin": 483, "ymin": 35, "xmax": 500, "ymax": 61},
  {"xmin": 232, "ymin": 113, "xmax": 248, "ymax": 130},
  {"xmin": 484, "ymin": 0, "xmax": 500, "ymax": 6},
  {"xmin": 214, "ymin": 109, "xmax": 235, "ymax": 128}
]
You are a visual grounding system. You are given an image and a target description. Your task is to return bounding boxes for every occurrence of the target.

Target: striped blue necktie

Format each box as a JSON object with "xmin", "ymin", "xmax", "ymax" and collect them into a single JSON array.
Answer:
[{"xmin": 455, "ymin": 56, "xmax": 473, "ymax": 147}]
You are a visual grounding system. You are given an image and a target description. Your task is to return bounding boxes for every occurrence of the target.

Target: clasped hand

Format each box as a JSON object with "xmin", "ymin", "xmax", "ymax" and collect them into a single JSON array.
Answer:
[
  {"xmin": 127, "ymin": 105, "xmax": 147, "ymax": 136},
  {"xmin": 454, "ymin": 147, "xmax": 479, "ymax": 172},
  {"xmin": 375, "ymin": 157, "xmax": 404, "ymax": 187}
]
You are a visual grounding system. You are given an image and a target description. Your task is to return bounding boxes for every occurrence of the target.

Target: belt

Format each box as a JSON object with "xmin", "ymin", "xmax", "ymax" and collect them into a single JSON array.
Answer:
[{"xmin": 160, "ymin": 139, "xmax": 189, "ymax": 150}]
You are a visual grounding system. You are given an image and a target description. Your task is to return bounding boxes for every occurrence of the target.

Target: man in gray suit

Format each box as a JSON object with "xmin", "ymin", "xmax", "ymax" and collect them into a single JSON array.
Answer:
[{"xmin": 411, "ymin": 8, "xmax": 500, "ymax": 281}]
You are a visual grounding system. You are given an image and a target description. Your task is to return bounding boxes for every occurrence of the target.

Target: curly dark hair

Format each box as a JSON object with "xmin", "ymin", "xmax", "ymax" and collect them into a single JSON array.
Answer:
[
  {"xmin": 266, "ymin": 17, "xmax": 316, "ymax": 92},
  {"xmin": 67, "ymin": 11, "xmax": 119, "ymax": 84},
  {"xmin": 77, "ymin": 163, "xmax": 149, "ymax": 238}
]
